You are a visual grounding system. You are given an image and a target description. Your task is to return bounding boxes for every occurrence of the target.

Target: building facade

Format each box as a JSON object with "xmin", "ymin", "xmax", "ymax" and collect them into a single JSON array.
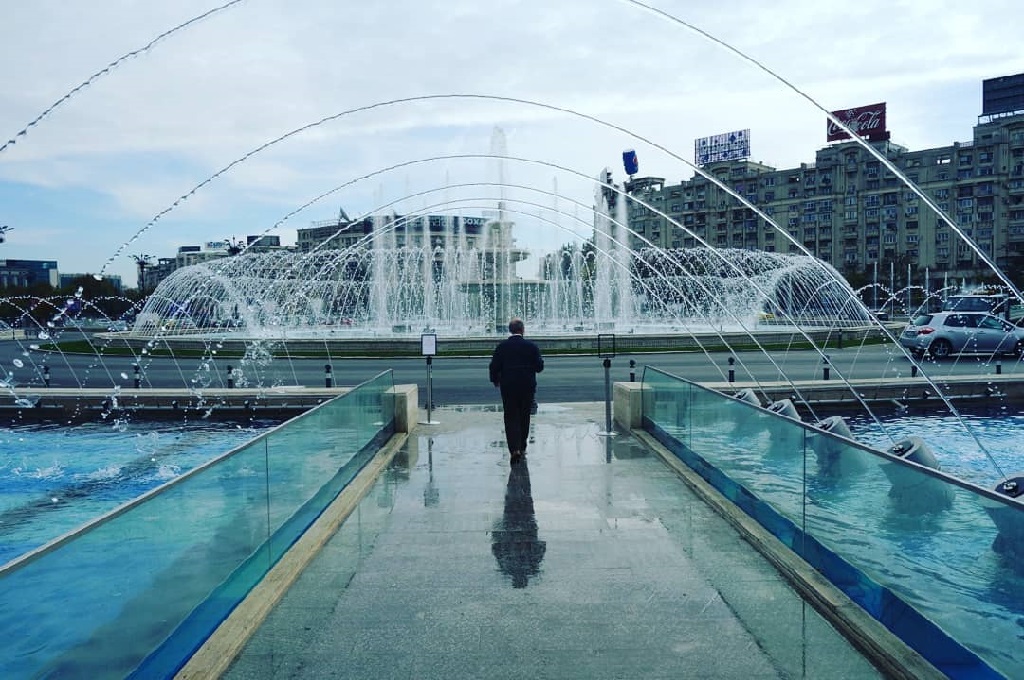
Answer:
[
  {"xmin": 623, "ymin": 112, "xmax": 1024, "ymax": 284},
  {"xmin": 0, "ymin": 259, "xmax": 59, "ymax": 289},
  {"xmin": 296, "ymin": 211, "xmax": 489, "ymax": 253}
]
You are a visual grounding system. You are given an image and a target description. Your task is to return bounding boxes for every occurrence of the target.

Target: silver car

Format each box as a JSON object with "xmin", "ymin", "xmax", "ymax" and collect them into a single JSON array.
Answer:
[{"xmin": 899, "ymin": 312, "xmax": 1024, "ymax": 359}]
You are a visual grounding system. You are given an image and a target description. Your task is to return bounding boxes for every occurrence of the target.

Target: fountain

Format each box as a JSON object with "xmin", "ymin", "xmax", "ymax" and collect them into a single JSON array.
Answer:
[{"xmin": 118, "ymin": 160, "xmax": 869, "ymax": 349}]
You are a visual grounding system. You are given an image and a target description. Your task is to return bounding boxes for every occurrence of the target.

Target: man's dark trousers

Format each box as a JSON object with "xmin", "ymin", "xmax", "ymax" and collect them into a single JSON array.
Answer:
[{"xmin": 500, "ymin": 386, "xmax": 534, "ymax": 455}]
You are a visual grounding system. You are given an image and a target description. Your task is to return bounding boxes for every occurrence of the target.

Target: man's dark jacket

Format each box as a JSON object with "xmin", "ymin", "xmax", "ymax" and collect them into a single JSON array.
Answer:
[{"xmin": 489, "ymin": 335, "xmax": 544, "ymax": 393}]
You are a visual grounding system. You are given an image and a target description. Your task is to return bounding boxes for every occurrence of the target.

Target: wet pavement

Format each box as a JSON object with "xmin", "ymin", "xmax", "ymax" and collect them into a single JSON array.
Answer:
[{"xmin": 223, "ymin": 402, "xmax": 883, "ymax": 679}]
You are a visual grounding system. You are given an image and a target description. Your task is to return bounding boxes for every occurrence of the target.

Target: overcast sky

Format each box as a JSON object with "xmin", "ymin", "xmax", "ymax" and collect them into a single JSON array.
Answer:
[{"xmin": 1, "ymin": 0, "xmax": 1022, "ymax": 286}]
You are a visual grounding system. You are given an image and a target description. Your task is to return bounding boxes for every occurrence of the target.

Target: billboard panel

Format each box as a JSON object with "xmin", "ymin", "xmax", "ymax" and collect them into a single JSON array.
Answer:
[
  {"xmin": 695, "ymin": 129, "xmax": 750, "ymax": 166},
  {"xmin": 982, "ymin": 73, "xmax": 1024, "ymax": 117},
  {"xmin": 827, "ymin": 103, "xmax": 887, "ymax": 142}
]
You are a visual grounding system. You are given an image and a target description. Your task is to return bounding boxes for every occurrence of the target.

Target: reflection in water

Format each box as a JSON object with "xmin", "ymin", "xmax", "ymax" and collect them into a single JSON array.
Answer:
[{"xmin": 491, "ymin": 460, "xmax": 546, "ymax": 588}]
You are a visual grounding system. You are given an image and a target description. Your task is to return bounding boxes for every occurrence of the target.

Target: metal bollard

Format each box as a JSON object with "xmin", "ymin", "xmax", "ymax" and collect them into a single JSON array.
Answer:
[
  {"xmin": 227, "ymin": 365, "xmax": 234, "ymax": 389},
  {"xmin": 325, "ymin": 363, "xmax": 333, "ymax": 388},
  {"xmin": 997, "ymin": 359, "xmax": 1002, "ymax": 375},
  {"xmin": 629, "ymin": 359, "xmax": 636, "ymax": 382},
  {"xmin": 911, "ymin": 364, "xmax": 918, "ymax": 378},
  {"xmin": 728, "ymin": 356, "xmax": 735, "ymax": 383},
  {"xmin": 43, "ymin": 366, "xmax": 50, "ymax": 387},
  {"xmin": 133, "ymin": 363, "xmax": 141, "ymax": 388},
  {"xmin": 822, "ymin": 354, "xmax": 831, "ymax": 381}
]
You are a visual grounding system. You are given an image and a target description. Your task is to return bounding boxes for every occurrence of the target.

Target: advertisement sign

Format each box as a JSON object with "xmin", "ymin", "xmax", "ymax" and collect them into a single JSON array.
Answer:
[
  {"xmin": 622, "ymin": 149, "xmax": 639, "ymax": 176},
  {"xmin": 982, "ymin": 73, "xmax": 1024, "ymax": 117},
  {"xmin": 695, "ymin": 129, "xmax": 751, "ymax": 166},
  {"xmin": 827, "ymin": 103, "xmax": 888, "ymax": 142}
]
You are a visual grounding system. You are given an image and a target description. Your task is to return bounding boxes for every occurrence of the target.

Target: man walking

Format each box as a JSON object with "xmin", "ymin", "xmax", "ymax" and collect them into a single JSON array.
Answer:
[{"xmin": 489, "ymin": 318, "xmax": 544, "ymax": 463}]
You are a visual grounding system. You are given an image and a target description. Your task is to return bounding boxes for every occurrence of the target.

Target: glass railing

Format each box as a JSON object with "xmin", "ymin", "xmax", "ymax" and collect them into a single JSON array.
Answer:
[
  {"xmin": 641, "ymin": 366, "xmax": 1023, "ymax": 680},
  {"xmin": 0, "ymin": 370, "xmax": 396, "ymax": 679}
]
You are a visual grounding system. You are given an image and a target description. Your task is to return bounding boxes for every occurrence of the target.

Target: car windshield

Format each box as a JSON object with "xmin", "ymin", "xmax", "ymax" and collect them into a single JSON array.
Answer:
[{"xmin": 911, "ymin": 314, "xmax": 933, "ymax": 326}]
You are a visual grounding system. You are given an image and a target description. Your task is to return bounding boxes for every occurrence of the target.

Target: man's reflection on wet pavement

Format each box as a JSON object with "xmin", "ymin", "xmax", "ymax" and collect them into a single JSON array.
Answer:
[{"xmin": 491, "ymin": 459, "xmax": 546, "ymax": 588}]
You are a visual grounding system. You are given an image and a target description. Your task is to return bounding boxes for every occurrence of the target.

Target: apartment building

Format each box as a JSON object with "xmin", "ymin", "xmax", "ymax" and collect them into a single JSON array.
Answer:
[{"xmin": 624, "ymin": 98, "xmax": 1024, "ymax": 283}]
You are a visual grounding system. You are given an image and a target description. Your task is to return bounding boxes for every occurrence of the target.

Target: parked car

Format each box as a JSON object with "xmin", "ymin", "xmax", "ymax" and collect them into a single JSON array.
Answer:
[{"xmin": 899, "ymin": 312, "xmax": 1024, "ymax": 359}]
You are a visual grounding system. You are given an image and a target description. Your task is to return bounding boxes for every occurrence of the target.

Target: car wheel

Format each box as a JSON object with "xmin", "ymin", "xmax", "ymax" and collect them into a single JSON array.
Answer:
[{"xmin": 929, "ymin": 339, "xmax": 952, "ymax": 359}]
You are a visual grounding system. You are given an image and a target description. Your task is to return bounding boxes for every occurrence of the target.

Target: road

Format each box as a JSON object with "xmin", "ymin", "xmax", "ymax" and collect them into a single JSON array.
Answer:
[{"xmin": 4, "ymin": 337, "xmax": 1021, "ymax": 406}]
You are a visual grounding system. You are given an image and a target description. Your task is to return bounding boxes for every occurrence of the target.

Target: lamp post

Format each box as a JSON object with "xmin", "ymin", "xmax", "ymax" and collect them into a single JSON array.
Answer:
[{"xmin": 132, "ymin": 254, "xmax": 153, "ymax": 294}]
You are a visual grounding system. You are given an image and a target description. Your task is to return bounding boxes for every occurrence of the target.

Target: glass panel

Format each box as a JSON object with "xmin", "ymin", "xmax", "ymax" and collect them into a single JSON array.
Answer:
[
  {"xmin": 0, "ymin": 370, "xmax": 396, "ymax": 679},
  {"xmin": 0, "ymin": 437, "xmax": 272, "ymax": 679},
  {"xmin": 640, "ymin": 367, "xmax": 1024, "ymax": 678}
]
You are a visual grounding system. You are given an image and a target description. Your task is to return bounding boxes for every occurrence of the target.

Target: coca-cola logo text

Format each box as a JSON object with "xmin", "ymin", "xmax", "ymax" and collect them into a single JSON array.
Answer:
[{"xmin": 827, "ymin": 103, "xmax": 887, "ymax": 142}]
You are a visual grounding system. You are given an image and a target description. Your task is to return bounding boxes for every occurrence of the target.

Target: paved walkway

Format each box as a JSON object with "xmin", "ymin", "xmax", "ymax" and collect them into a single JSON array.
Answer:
[{"xmin": 223, "ymin": 403, "xmax": 883, "ymax": 679}]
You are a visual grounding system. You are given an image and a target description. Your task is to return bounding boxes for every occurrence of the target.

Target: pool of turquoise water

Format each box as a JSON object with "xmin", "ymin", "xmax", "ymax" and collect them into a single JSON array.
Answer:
[{"xmin": 0, "ymin": 419, "xmax": 279, "ymax": 565}]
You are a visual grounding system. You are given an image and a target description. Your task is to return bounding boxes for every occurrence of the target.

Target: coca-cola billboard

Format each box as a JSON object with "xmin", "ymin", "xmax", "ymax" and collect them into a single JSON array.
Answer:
[{"xmin": 826, "ymin": 103, "xmax": 888, "ymax": 142}]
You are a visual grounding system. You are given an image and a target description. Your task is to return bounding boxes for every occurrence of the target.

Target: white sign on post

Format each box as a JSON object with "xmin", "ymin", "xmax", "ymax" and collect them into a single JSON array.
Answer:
[{"xmin": 421, "ymin": 333, "xmax": 437, "ymax": 356}]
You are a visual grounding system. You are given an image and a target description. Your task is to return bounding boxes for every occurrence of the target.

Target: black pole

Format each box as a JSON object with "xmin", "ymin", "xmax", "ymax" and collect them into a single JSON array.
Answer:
[
  {"xmin": 425, "ymin": 355, "xmax": 434, "ymax": 422},
  {"xmin": 997, "ymin": 359, "xmax": 1002, "ymax": 376},
  {"xmin": 822, "ymin": 354, "xmax": 831, "ymax": 381},
  {"xmin": 43, "ymin": 366, "xmax": 50, "ymax": 387},
  {"xmin": 133, "ymin": 363, "xmax": 141, "ymax": 389},
  {"xmin": 325, "ymin": 363, "xmax": 333, "ymax": 388},
  {"xmin": 629, "ymin": 359, "xmax": 636, "ymax": 383},
  {"xmin": 911, "ymin": 364, "xmax": 918, "ymax": 378},
  {"xmin": 603, "ymin": 357, "xmax": 612, "ymax": 434},
  {"xmin": 227, "ymin": 365, "xmax": 234, "ymax": 389},
  {"xmin": 728, "ymin": 355, "xmax": 735, "ymax": 383}
]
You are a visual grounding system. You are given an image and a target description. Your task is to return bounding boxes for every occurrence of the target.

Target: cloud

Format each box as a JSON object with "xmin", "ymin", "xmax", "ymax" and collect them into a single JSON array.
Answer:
[{"xmin": 2, "ymin": 0, "xmax": 1023, "ymax": 285}]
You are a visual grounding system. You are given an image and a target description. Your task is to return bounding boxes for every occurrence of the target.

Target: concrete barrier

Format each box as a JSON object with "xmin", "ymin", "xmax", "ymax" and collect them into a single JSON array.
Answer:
[
  {"xmin": 613, "ymin": 382, "xmax": 646, "ymax": 430},
  {"xmin": 389, "ymin": 384, "xmax": 418, "ymax": 433}
]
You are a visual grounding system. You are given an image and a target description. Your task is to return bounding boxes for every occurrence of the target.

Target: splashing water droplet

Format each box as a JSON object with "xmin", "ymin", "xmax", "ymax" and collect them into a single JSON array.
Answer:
[
  {"xmin": 141, "ymin": 348, "xmax": 149, "ymax": 355},
  {"xmin": 75, "ymin": 287, "xmax": 84, "ymax": 298},
  {"xmin": 28, "ymin": 344, "xmax": 40, "ymax": 350},
  {"xmin": 93, "ymin": 274, "xmax": 103, "ymax": 281},
  {"xmin": 37, "ymin": 332, "xmax": 50, "ymax": 340},
  {"xmin": 12, "ymin": 359, "xmax": 23, "ymax": 368},
  {"xmin": 51, "ymin": 497, "xmax": 59, "ymax": 503},
  {"xmin": 120, "ymin": 372, "xmax": 129, "ymax": 380}
]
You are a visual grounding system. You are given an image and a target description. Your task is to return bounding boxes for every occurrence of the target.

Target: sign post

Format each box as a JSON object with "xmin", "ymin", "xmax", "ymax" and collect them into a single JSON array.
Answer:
[
  {"xmin": 419, "ymin": 333, "xmax": 439, "ymax": 425},
  {"xmin": 597, "ymin": 334, "xmax": 616, "ymax": 437}
]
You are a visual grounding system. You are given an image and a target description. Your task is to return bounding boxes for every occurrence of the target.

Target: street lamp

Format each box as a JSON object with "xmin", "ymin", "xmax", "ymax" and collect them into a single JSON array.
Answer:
[{"xmin": 132, "ymin": 254, "xmax": 153, "ymax": 293}]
